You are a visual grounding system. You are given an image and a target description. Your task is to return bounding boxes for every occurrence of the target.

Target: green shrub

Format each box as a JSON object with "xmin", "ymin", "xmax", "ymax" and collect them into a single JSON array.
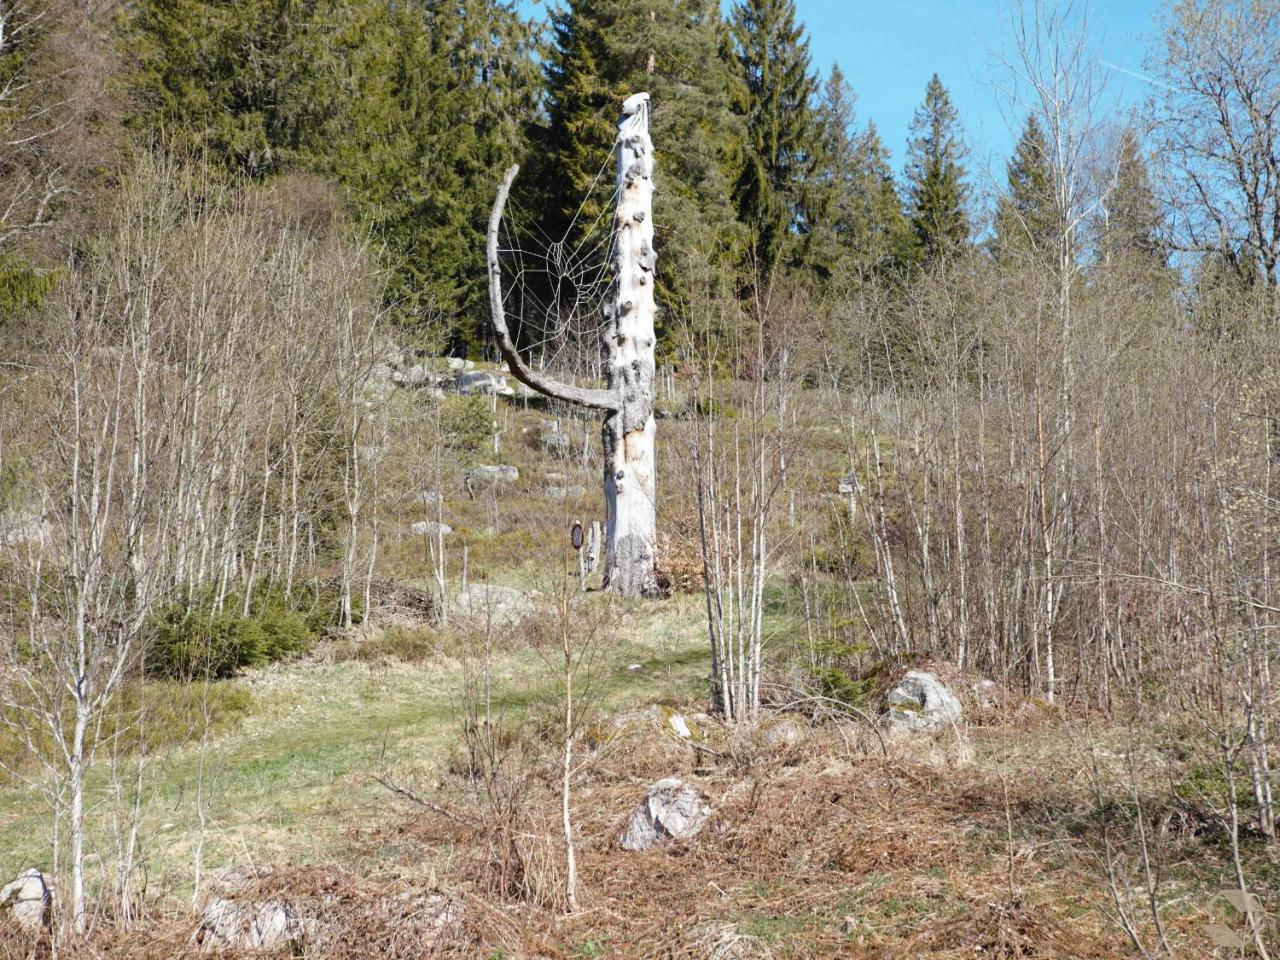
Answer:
[
  {"xmin": 440, "ymin": 395, "xmax": 495, "ymax": 459},
  {"xmin": 147, "ymin": 584, "xmax": 346, "ymax": 680}
]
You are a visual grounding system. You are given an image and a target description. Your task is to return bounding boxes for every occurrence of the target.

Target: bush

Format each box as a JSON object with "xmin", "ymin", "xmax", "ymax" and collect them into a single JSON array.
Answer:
[
  {"xmin": 147, "ymin": 584, "xmax": 345, "ymax": 680},
  {"xmin": 440, "ymin": 395, "xmax": 496, "ymax": 459}
]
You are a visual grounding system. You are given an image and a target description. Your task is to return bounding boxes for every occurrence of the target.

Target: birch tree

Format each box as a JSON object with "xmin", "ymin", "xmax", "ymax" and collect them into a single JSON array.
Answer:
[{"xmin": 1148, "ymin": 0, "xmax": 1280, "ymax": 286}]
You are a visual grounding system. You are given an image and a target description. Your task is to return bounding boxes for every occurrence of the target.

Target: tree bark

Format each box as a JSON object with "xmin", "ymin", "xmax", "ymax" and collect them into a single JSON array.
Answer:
[
  {"xmin": 486, "ymin": 93, "xmax": 659, "ymax": 598},
  {"xmin": 602, "ymin": 93, "xmax": 659, "ymax": 597}
]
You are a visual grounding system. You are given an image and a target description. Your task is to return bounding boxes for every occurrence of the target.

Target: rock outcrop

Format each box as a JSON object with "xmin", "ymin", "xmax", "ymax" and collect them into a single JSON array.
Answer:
[
  {"xmin": 465, "ymin": 464, "xmax": 518, "ymax": 495},
  {"xmin": 0, "ymin": 868, "xmax": 52, "ymax": 932},
  {"xmin": 453, "ymin": 583, "xmax": 538, "ymax": 624},
  {"xmin": 618, "ymin": 778, "xmax": 711, "ymax": 851},
  {"xmin": 410, "ymin": 520, "xmax": 452, "ymax": 538},
  {"xmin": 883, "ymin": 670, "xmax": 962, "ymax": 734}
]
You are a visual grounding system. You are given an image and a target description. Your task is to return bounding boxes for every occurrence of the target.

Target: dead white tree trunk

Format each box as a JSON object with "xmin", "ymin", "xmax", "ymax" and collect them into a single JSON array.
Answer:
[{"xmin": 487, "ymin": 92, "xmax": 659, "ymax": 598}]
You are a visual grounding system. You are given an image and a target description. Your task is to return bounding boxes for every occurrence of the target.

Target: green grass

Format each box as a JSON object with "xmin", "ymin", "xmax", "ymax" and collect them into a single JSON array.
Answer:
[{"xmin": 0, "ymin": 591, "xmax": 712, "ymax": 894}]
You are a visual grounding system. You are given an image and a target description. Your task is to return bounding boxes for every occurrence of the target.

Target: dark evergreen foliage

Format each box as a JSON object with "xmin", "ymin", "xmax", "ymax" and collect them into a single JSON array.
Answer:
[
  {"xmin": 993, "ymin": 114, "xmax": 1057, "ymax": 264},
  {"xmin": 132, "ymin": 0, "xmax": 540, "ymax": 344},
  {"xmin": 538, "ymin": 0, "xmax": 744, "ymax": 341},
  {"xmin": 730, "ymin": 0, "xmax": 822, "ymax": 274},
  {"xmin": 905, "ymin": 74, "xmax": 970, "ymax": 264}
]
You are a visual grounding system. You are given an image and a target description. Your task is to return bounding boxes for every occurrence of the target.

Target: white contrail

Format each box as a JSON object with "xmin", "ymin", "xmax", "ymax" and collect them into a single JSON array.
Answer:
[{"xmin": 1103, "ymin": 60, "xmax": 1173, "ymax": 90}]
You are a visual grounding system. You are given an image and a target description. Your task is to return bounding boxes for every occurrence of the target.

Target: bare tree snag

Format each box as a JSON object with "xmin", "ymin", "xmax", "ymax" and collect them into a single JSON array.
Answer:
[{"xmin": 487, "ymin": 92, "xmax": 659, "ymax": 598}]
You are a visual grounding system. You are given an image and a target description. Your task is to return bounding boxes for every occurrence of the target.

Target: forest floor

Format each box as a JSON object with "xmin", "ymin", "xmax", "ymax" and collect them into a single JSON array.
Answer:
[
  {"xmin": 0, "ymin": 588, "xmax": 1260, "ymax": 958},
  {"xmin": 0, "ymin": 396, "xmax": 1266, "ymax": 957}
]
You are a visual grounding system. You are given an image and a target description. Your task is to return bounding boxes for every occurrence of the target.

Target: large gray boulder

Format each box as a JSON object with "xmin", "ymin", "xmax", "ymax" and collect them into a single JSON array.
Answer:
[
  {"xmin": 454, "ymin": 583, "xmax": 538, "ymax": 624},
  {"xmin": 619, "ymin": 778, "xmax": 711, "ymax": 851},
  {"xmin": 539, "ymin": 432, "xmax": 572, "ymax": 459},
  {"xmin": 884, "ymin": 670, "xmax": 962, "ymax": 734},
  {"xmin": 391, "ymin": 363, "xmax": 439, "ymax": 389},
  {"xmin": 199, "ymin": 896, "xmax": 304, "ymax": 951},
  {"xmin": 465, "ymin": 464, "xmax": 518, "ymax": 493},
  {"xmin": 450, "ymin": 370, "xmax": 513, "ymax": 396},
  {"xmin": 410, "ymin": 520, "xmax": 452, "ymax": 537},
  {"xmin": 758, "ymin": 715, "xmax": 809, "ymax": 747},
  {"xmin": 196, "ymin": 866, "xmax": 300, "ymax": 951},
  {"xmin": 0, "ymin": 868, "xmax": 52, "ymax": 932},
  {"xmin": 196, "ymin": 866, "xmax": 461, "ymax": 952}
]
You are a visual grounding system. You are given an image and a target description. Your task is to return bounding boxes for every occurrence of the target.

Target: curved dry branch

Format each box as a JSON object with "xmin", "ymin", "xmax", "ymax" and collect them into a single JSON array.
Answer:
[{"xmin": 487, "ymin": 164, "xmax": 618, "ymax": 412}]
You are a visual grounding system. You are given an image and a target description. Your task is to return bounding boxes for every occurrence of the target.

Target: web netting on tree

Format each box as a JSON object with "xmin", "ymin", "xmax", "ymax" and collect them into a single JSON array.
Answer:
[{"xmin": 494, "ymin": 151, "xmax": 622, "ymax": 381}]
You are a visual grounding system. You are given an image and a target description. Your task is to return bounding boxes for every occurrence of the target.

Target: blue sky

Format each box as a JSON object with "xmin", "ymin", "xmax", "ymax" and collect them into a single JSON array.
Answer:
[
  {"xmin": 524, "ymin": 1, "xmax": 1168, "ymax": 184},
  {"xmin": 799, "ymin": 0, "xmax": 1166, "ymax": 182}
]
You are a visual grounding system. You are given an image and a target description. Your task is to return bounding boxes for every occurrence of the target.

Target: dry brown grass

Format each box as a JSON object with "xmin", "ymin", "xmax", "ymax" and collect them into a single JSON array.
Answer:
[
  {"xmin": 359, "ymin": 717, "xmax": 1140, "ymax": 959},
  {"xmin": 0, "ymin": 710, "xmax": 1245, "ymax": 959}
]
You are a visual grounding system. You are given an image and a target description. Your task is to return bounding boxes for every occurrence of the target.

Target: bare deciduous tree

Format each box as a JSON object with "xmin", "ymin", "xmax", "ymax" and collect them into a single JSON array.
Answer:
[{"xmin": 1148, "ymin": 0, "xmax": 1280, "ymax": 285}]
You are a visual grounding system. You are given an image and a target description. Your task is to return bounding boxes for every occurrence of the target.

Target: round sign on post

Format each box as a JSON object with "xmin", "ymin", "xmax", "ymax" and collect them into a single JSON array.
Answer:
[{"xmin": 571, "ymin": 521, "xmax": 584, "ymax": 551}]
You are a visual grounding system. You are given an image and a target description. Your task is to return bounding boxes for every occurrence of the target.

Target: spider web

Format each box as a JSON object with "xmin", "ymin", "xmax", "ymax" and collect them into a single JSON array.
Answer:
[{"xmin": 496, "ymin": 148, "xmax": 621, "ymax": 380}]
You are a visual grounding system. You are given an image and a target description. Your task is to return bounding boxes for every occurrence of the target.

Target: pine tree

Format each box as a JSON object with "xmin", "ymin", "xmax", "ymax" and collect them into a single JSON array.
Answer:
[
  {"xmin": 905, "ymin": 74, "xmax": 970, "ymax": 264},
  {"xmin": 994, "ymin": 114, "xmax": 1057, "ymax": 263},
  {"xmin": 731, "ymin": 0, "xmax": 822, "ymax": 274},
  {"xmin": 809, "ymin": 66, "xmax": 912, "ymax": 282},
  {"xmin": 540, "ymin": 0, "xmax": 744, "ymax": 315}
]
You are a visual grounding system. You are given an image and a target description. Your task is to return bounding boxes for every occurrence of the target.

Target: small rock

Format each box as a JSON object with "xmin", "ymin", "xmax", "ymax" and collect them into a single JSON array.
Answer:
[
  {"xmin": 0, "ymin": 868, "xmax": 52, "ymax": 932},
  {"xmin": 974, "ymin": 678, "xmax": 999, "ymax": 710},
  {"xmin": 758, "ymin": 715, "xmax": 808, "ymax": 747},
  {"xmin": 619, "ymin": 778, "xmax": 711, "ymax": 851},
  {"xmin": 547, "ymin": 484, "xmax": 586, "ymax": 499},
  {"xmin": 539, "ymin": 432, "xmax": 572, "ymax": 458},
  {"xmin": 410, "ymin": 520, "xmax": 452, "ymax": 537},
  {"xmin": 626, "ymin": 663, "xmax": 645, "ymax": 673},
  {"xmin": 666, "ymin": 712, "xmax": 692, "ymax": 739},
  {"xmin": 884, "ymin": 670, "xmax": 963, "ymax": 734},
  {"xmin": 0, "ymin": 512, "xmax": 51, "ymax": 548}
]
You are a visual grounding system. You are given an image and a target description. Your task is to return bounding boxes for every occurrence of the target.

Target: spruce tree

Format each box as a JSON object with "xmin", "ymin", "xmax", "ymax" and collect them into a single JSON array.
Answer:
[
  {"xmin": 905, "ymin": 74, "xmax": 970, "ymax": 264},
  {"xmin": 133, "ymin": 0, "xmax": 541, "ymax": 340},
  {"xmin": 540, "ymin": 0, "xmax": 743, "ymax": 318},
  {"xmin": 1099, "ymin": 128, "xmax": 1165, "ymax": 272},
  {"xmin": 355, "ymin": 0, "xmax": 541, "ymax": 342},
  {"xmin": 993, "ymin": 114, "xmax": 1057, "ymax": 263},
  {"xmin": 809, "ymin": 66, "xmax": 913, "ymax": 282},
  {"xmin": 731, "ymin": 0, "xmax": 821, "ymax": 274},
  {"xmin": 133, "ymin": 0, "xmax": 390, "ymax": 176}
]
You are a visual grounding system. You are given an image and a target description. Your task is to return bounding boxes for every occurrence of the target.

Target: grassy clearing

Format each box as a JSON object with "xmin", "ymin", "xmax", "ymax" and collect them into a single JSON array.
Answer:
[{"xmin": 0, "ymin": 591, "xmax": 712, "ymax": 898}]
